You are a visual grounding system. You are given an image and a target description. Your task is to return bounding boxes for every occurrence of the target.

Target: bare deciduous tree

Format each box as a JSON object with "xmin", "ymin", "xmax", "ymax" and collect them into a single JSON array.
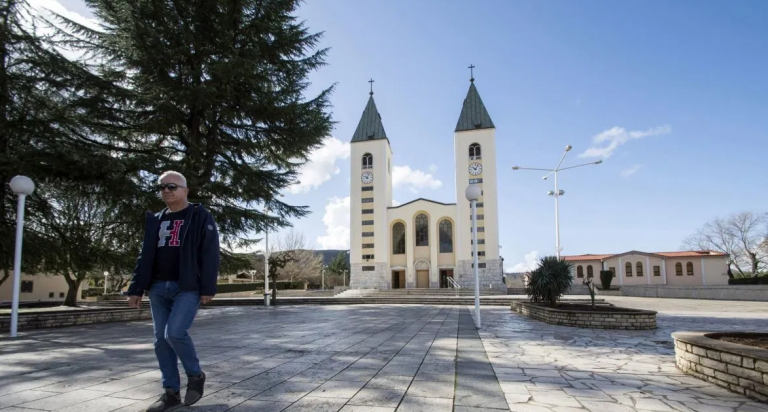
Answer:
[
  {"xmin": 273, "ymin": 229, "xmax": 322, "ymax": 284},
  {"xmin": 682, "ymin": 211, "xmax": 768, "ymax": 276}
]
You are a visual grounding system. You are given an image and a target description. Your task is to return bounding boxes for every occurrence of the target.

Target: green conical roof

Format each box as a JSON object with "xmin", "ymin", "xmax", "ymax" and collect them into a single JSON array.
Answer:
[
  {"xmin": 455, "ymin": 81, "xmax": 495, "ymax": 132},
  {"xmin": 351, "ymin": 95, "xmax": 387, "ymax": 142}
]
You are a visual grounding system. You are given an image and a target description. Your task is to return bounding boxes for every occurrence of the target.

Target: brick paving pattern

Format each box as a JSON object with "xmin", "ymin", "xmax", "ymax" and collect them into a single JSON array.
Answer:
[{"xmin": 0, "ymin": 297, "xmax": 765, "ymax": 411}]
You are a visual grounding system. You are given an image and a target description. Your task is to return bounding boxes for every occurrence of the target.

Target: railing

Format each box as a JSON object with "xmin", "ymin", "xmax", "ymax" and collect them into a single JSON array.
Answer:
[{"xmin": 446, "ymin": 277, "xmax": 461, "ymax": 297}]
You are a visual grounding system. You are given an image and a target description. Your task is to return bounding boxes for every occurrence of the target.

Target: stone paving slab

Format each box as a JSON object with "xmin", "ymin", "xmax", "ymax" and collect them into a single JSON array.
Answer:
[{"xmin": 0, "ymin": 298, "xmax": 768, "ymax": 411}]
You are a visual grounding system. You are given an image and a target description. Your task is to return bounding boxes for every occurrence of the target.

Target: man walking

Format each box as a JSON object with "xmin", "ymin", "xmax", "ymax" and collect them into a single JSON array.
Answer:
[{"xmin": 127, "ymin": 171, "xmax": 220, "ymax": 411}]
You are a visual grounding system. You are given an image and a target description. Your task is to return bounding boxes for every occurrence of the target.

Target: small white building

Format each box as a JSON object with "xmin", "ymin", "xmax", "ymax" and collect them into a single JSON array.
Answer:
[
  {"xmin": 349, "ymin": 76, "xmax": 502, "ymax": 290},
  {"xmin": 0, "ymin": 273, "xmax": 87, "ymax": 304},
  {"xmin": 563, "ymin": 250, "xmax": 730, "ymax": 286}
]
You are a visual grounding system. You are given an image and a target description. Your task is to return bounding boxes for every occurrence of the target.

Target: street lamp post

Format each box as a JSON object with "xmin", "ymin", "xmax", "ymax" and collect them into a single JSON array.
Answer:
[
  {"xmin": 321, "ymin": 266, "xmax": 326, "ymax": 290},
  {"xmin": 103, "ymin": 271, "xmax": 109, "ymax": 295},
  {"xmin": 512, "ymin": 145, "xmax": 602, "ymax": 259},
  {"xmin": 465, "ymin": 184, "xmax": 482, "ymax": 329},
  {"xmin": 9, "ymin": 175, "xmax": 35, "ymax": 338},
  {"xmin": 263, "ymin": 207, "xmax": 271, "ymax": 307},
  {"xmin": 342, "ymin": 270, "xmax": 348, "ymax": 287}
]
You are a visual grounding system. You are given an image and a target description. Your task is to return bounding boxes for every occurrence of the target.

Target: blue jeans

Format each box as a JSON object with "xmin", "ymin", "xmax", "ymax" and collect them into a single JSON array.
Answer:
[{"xmin": 148, "ymin": 281, "xmax": 203, "ymax": 392}]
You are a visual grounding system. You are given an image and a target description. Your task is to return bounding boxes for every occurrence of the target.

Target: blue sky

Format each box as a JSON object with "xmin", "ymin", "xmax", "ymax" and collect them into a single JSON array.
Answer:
[{"xmin": 53, "ymin": 0, "xmax": 768, "ymax": 271}]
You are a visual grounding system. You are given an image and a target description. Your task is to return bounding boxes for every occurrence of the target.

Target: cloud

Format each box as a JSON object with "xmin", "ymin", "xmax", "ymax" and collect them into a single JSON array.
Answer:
[
  {"xmin": 621, "ymin": 164, "xmax": 642, "ymax": 177},
  {"xmin": 392, "ymin": 199, "xmax": 401, "ymax": 207},
  {"xmin": 578, "ymin": 125, "xmax": 671, "ymax": 159},
  {"xmin": 317, "ymin": 196, "xmax": 350, "ymax": 249},
  {"xmin": 507, "ymin": 251, "xmax": 540, "ymax": 273},
  {"xmin": 392, "ymin": 165, "xmax": 443, "ymax": 194},
  {"xmin": 289, "ymin": 137, "xmax": 350, "ymax": 194}
]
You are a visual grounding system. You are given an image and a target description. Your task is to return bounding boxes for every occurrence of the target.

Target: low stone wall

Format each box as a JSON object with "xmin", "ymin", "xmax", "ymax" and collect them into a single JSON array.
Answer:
[
  {"xmin": 672, "ymin": 331, "xmax": 768, "ymax": 402},
  {"xmin": 621, "ymin": 285, "xmax": 768, "ymax": 301},
  {"xmin": 511, "ymin": 301, "xmax": 656, "ymax": 330},
  {"xmin": 0, "ymin": 308, "xmax": 152, "ymax": 332}
]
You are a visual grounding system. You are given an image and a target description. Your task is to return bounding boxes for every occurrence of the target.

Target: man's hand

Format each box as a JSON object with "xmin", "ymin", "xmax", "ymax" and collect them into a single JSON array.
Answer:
[
  {"xmin": 128, "ymin": 295, "xmax": 141, "ymax": 309},
  {"xmin": 201, "ymin": 296, "xmax": 213, "ymax": 305}
]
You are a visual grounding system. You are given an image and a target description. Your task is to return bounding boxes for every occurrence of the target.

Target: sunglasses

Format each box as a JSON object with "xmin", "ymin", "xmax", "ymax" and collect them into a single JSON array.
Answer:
[{"xmin": 157, "ymin": 183, "xmax": 185, "ymax": 192}]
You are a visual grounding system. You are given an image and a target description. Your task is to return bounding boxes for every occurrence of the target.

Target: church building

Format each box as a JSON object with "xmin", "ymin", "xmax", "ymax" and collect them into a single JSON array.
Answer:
[{"xmin": 349, "ymin": 75, "xmax": 503, "ymax": 290}]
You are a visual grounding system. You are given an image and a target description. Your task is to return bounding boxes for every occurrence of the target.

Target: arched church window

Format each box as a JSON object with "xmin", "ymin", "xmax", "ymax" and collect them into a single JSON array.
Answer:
[
  {"xmin": 686, "ymin": 262, "xmax": 694, "ymax": 276},
  {"xmin": 587, "ymin": 265, "xmax": 594, "ymax": 278},
  {"xmin": 577, "ymin": 266, "xmax": 584, "ymax": 278},
  {"xmin": 362, "ymin": 153, "xmax": 373, "ymax": 169},
  {"xmin": 439, "ymin": 220, "xmax": 453, "ymax": 253},
  {"xmin": 469, "ymin": 143, "xmax": 481, "ymax": 159},
  {"xmin": 392, "ymin": 223, "xmax": 405, "ymax": 254},
  {"xmin": 415, "ymin": 214, "xmax": 428, "ymax": 246}
]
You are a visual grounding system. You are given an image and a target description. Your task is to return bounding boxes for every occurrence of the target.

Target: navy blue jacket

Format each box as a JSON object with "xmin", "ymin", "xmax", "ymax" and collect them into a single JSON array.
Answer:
[{"xmin": 127, "ymin": 203, "xmax": 220, "ymax": 297}]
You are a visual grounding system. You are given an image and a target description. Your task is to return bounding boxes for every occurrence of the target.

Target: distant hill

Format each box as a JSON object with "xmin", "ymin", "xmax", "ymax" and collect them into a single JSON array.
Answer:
[{"xmin": 314, "ymin": 249, "xmax": 349, "ymax": 266}]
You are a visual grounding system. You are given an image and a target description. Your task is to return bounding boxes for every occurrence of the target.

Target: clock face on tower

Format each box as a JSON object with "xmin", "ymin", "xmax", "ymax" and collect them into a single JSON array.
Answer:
[
  {"xmin": 361, "ymin": 171, "xmax": 374, "ymax": 184},
  {"xmin": 469, "ymin": 162, "xmax": 483, "ymax": 176}
]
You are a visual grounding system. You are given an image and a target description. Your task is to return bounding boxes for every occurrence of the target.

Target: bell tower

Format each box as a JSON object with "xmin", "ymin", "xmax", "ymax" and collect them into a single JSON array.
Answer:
[
  {"xmin": 349, "ymin": 80, "xmax": 393, "ymax": 289},
  {"xmin": 453, "ymin": 69, "xmax": 502, "ymax": 288}
]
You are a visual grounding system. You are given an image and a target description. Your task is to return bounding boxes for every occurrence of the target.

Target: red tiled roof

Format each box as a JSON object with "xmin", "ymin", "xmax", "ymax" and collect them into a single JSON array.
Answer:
[
  {"xmin": 562, "ymin": 254, "xmax": 612, "ymax": 262},
  {"xmin": 654, "ymin": 251, "xmax": 728, "ymax": 258},
  {"xmin": 562, "ymin": 250, "xmax": 727, "ymax": 261}
]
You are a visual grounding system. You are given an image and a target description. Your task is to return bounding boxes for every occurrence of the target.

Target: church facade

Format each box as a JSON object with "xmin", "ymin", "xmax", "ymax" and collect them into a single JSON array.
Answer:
[{"xmin": 349, "ymin": 78, "xmax": 503, "ymax": 290}]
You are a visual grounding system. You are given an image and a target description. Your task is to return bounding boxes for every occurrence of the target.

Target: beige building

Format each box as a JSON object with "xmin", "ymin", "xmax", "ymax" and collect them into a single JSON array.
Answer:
[
  {"xmin": 349, "ymin": 77, "xmax": 502, "ymax": 290},
  {"xmin": 0, "ymin": 274, "xmax": 87, "ymax": 304},
  {"xmin": 563, "ymin": 250, "xmax": 729, "ymax": 286}
]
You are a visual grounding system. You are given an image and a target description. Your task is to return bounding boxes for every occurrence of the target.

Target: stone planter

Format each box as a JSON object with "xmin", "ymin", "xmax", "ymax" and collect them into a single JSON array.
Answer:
[
  {"xmin": 511, "ymin": 301, "xmax": 656, "ymax": 330},
  {"xmin": 672, "ymin": 331, "xmax": 768, "ymax": 402}
]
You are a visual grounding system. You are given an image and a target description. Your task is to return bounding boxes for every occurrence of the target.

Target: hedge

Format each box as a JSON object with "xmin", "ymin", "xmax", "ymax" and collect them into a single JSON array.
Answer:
[
  {"xmin": 728, "ymin": 276, "xmax": 768, "ymax": 285},
  {"xmin": 216, "ymin": 281, "xmax": 306, "ymax": 293}
]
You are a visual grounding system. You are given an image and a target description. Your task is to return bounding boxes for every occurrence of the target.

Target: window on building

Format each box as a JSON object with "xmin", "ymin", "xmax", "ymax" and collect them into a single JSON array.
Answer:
[
  {"xmin": 676, "ymin": 262, "xmax": 683, "ymax": 276},
  {"xmin": 470, "ymin": 214, "xmax": 485, "ymax": 220},
  {"xmin": 587, "ymin": 265, "xmax": 594, "ymax": 278},
  {"xmin": 472, "ymin": 263, "xmax": 487, "ymax": 268},
  {"xmin": 362, "ymin": 153, "xmax": 373, "ymax": 169},
  {"xmin": 362, "ymin": 198, "xmax": 373, "ymax": 203},
  {"xmin": 59, "ymin": 292, "xmax": 65, "ymax": 298},
  {"xmin": 609, "ymin": 267, "xmax": 616, "ymax": 277},
  {"xmin": 470, "ymin": 227, "xmax": 485, "ymax": 233},
  {"xmin": 577, "ymin": 265, "xmax": 584, "ymax": 278},
  {"xmin": 361, "ymin": 186, "xmax": 373, "ymax": 191},
  {"xmin": 362, "ymin": 232, "xmax": 374, "ymax": 237},
  {"xmin": 469, "ymin": 178, "xmax": 483, "ymax": 184},
  {"xmin": 471, "ymin": 251, "xmax": 486, "ymax": 257},
  {"xmin": 471, "ymin": 239, "xmax": 485, "ymax": 245},
  {"xmin": 636, "ymin": 262, "xmax": 643, "ymax": 276},
  {"xmin": 392, "ymin": 223, "xmax": 405, "ymax": 254},
  {"xmin": 362, "ymin": 266, "xmax": 375, "ymax": 271},
  {"xmin": 469, "ymin": 143, "xmax": 481, "ymax": 159},
  {"xmin": 625, "ymin": 262, "xmax": 633, "ymax": 276},
  {"xmin": 362, "ymin": 243, "xmax": 374, "ymax": 249},
  {"xmin": 439, "ymin": 220, "xmax": 453, "ymax": 253},
  {"xmin": 48, "ymin": 292, "xmax": 54, "ymax": 298},
  {"xmin": 362, "ymin": 209, "xmax": 374, "ymax": 214},
  {"xmin": 687, "ymin": 262, "xmax": 694, "ymax": 276},
  {"xmin": 362, "ymin": 220, "xmax": 373, "ymax": 225},
  {"xmin": 476, "ymin": 202, "xmax": 484, "ymax": 208},
  {"xmin": 415, "ymin": 214, "xmax": 429, "ymax": 246},
  {"xmin": 362, "ymin": 254, "xmax": 374, "ymax": 260},
  {"xmin": 653, "ymin": 266, "xmax": 661, "ymax": 276},
  {"xmin": 21, "ymin": 280, "xmax": 33, "ymax": 293}
]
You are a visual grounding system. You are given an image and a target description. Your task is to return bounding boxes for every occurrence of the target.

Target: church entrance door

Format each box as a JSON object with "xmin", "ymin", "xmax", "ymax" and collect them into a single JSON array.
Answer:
[
  {"xmin": 416, "ymin": 270, "xmax": 429, "ymax": 288},
  {"xmin": 391, "ymin": 271, "xmax": 405, "ymax": 289},
  {"xmin": 439, "ymin": 269, "xmax": 454, "ymax": 288}
]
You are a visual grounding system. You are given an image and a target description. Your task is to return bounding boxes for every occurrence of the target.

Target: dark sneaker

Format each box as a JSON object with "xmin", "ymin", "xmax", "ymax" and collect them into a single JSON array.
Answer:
[
  {"xmin": 184, "ymin": 372, "xmax": 206, "ymax": 405},
  {"xmin": 146, "ymin": 389, "xmax": 181, "ymax": 412}
]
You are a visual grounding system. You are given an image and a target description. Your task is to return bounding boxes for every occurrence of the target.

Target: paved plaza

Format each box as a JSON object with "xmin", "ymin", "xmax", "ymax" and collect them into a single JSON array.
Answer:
[{"xmin": 1, "ymin": 297, "xmax": 768, "ymax": 411}]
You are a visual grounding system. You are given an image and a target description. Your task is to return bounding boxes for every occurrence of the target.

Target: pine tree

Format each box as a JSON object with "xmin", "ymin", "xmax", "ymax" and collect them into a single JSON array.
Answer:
[
  {"xmin": 0, "ymin": 0, "xmax": 135, "ymax": 288},
  {"xmin": 61, "ymin": 0, "xmax": 335, "ymax": 255}
]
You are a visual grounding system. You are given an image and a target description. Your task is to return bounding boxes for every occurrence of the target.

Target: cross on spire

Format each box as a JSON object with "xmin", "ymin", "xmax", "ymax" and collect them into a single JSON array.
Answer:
[
  {"xmin": 468, "ymin": 64, "xmax": 475, "ymax": 82},
  {"xmin": 368, "ymin": 78, "xmax": 375, "ymax": 95}
]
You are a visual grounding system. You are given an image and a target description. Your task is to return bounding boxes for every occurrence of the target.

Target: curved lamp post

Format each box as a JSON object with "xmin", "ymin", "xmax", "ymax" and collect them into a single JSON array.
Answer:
[
  {"xmin": 512, "ymin": 145, "xmax": 602, "ymax": 258},
  {"xmin": 9, "ymin": 175, "xmax": 35, "ymax": 338},
  {"xmin": 465, "ymin": 184, "xmax": 482, "ymax": 329}
]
